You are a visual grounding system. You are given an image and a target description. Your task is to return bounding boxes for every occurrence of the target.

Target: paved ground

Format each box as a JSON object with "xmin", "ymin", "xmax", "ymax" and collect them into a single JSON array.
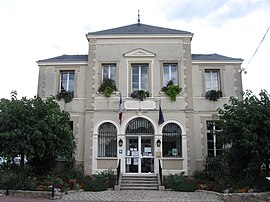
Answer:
[{"xmin": 0, "ymin": 190, "xmax": 223, "ymax": 202}]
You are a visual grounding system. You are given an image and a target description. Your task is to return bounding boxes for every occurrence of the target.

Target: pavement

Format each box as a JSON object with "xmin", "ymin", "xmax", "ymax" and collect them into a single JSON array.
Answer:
[{"xmin": 0, "ymin": 190, "xmax": 223, "ymax": 202}]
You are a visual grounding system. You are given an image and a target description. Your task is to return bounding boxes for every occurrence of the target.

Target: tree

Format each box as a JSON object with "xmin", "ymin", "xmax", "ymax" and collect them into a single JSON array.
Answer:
[
  {"xmin": 0, "ymin": 91, "xmax": 75, "ymax": 175},
  {"xmin": 218, "ymin": 90, "xmax": 270, "ymax": 184}
]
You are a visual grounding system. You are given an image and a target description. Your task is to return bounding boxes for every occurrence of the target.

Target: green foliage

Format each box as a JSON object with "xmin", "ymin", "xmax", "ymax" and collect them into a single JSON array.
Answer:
[
  {"xmin": 82, "ymin": 176, "xmax": 107, "ymax": 192},
  {"xmin": 205, "ymin": 90, "xmax": 222, "ymax": 101},
  {"xmin": 98, "ymin": 79, "xmax": 117, "ymax": 97},
  {"xmin": 56, "ymin": 91, "xmax": 74, "ymax": 103},
  {"xmin": 162, "ymin": 80, "xmax": 182, "ymax": 101},
  {"xmin": 193, "ymin": 157, "xmax": 229, "ymax": 192},
  {"xmin": 131, "ymin": 90, "xmax": 149, "ymax": 101},
  {"xmin": 0, "ymin": 92, "xmax": 76, "ymax": 175},
  {"xmin": 164, "ymin": 172, "xmax": 196, "ymax": 192},
  {"xmin": 81, "ymin": 169, "xmax": 116, "ymax": 191},
  {"xmin": 0, "ymin": 169, "xmax": 37, "ymax": 190},
  {"xmin": 218, "ymin": 90, "xmax": 270, "ymax": 184},
  {"xmin": 95, "ymin": 169, "xmax": 116, "ymax": 188}
]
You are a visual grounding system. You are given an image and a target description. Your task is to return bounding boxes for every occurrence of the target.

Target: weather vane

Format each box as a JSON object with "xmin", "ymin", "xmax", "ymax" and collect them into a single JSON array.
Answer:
[{"xmin": 138, "ymin": 10, "xmax": 140, "ymax": 23}]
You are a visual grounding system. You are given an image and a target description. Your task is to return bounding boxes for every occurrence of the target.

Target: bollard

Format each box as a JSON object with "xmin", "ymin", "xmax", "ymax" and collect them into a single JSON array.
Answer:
[{"xmin": 52, "ymin": 185, "xmax": 55, "ymax": 198}]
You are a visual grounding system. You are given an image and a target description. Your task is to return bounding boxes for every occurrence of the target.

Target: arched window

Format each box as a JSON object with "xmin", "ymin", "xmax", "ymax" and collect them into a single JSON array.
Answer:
[
  {"xmin": 162, "ymin": 123, "xmax": 182, "ymax": 158},
  {"xmin": 98, "ymin": 122, "xmax": 117, "ymax": 157},
  {"xmin": 126, "ymin": 118, "xmax": 154, "ymax": 135}
]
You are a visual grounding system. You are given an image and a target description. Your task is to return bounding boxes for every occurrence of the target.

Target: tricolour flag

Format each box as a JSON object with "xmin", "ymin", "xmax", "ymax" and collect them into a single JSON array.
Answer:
[
  {"xmin": 119, "ymin": 94, "xmax": 123, "ymax": 124},
  {"xmin": 158, "ymin": 101, "xmax": 164, "ymax": 125}
]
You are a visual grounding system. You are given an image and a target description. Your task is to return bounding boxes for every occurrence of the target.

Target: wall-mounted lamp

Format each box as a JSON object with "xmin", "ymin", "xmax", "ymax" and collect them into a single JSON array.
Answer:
[
  {"xmin": 118, "ymin": 139, "xmax": 123, "ymax": 147},
  {"xmin": 156, "ymin": 139, "xmax": 161, "ymax": 147}
]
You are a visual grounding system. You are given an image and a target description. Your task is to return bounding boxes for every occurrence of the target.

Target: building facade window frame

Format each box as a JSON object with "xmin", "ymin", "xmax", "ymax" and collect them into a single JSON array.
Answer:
[
  {"xmin": 60, "ymin": 70, "xmax": 75, "ymax": 93},
  {"xmin": 98, "ymin": 122, "xmax": 117, "ymax": 158},
  {"xmin": 204, "ymin": 69, "xmax": 221, "ymax": 92},
  {"xmin": 131, "ymin": 63, "xmax": 149, "ymax": 92},
  {"xmin": 206, "ymin": 120, "xmax": 222, "ymax": 157},
  {"xmin": 162, "ymin": 63, "xmax": 178, "ymax": 86},
  {"xmin": 162, "ymin": 123, "xmax": 182, "ymax": 158},
  {"xmin": 101, "ymin": 63, "xmax": 116, "ymax": 82}
]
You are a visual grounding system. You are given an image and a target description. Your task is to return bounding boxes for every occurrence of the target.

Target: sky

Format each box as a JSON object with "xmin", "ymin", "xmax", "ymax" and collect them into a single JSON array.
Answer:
[{"xmin": 0, "ymin": 0, "xmax": 269, "ymax": 99}]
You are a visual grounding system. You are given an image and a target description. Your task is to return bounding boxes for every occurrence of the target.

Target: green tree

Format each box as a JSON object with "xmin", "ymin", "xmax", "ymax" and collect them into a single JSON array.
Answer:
[
  {"xmin": 218, "ymin": 90, "xmax": 270, "ymax": 184},
  {"xmin": 0, "ymin": 91, "xmax": 75, "ymax": 175}
]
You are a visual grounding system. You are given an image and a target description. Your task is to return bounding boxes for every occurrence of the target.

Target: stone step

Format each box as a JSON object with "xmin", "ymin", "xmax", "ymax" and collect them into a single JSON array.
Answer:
[
  {"xmin": 120, "ymin": 175, "xmax": 159, "ymax": 190},
  {"xmin": 121, "ymin": 186, "xmax": 159, "ymax": 190}
]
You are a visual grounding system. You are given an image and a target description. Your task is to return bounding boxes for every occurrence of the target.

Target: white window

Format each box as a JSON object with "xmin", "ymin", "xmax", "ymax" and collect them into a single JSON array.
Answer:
[
  {"xmin": 205, "ymin": 70, "xmax": 220, "ymax": 92},
  {"xmin": 132, "ymin": 64, "xmax": 148, "ymax": 91},
  {"xmin": 60, "ymin": 71, "xmax": 74, "ymax": 92},
  {"xmin": 163, "ymin": 64, "xmax": 178, "ymax": 86},
  {"xmin": 102, "ymin": 64, "xmax": 116, "ymax": 81},
  {"xmin": 207, "ymin": 121, "xmax": 222, "ymax": 157}
]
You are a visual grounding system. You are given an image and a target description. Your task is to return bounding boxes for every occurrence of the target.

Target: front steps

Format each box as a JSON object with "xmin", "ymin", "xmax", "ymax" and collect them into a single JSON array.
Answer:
[{"xmin": 120, "ymin": 175, "xmax": 159, "ymax": 190}]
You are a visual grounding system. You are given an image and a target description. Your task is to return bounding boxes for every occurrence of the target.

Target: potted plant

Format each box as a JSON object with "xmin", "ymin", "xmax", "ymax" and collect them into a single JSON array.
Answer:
[
  {"xmin": 56, "ymin": 91, "xmax": 74, "ymax": 103},
  {"xmin": 98, "ymin": 79, "xmax": 117, "ymax": 97},
  {"xmin": 205, "ymin": 90, "xmax": 222, "ymax": 101},
  {"xmin": 131, "ymin": 90, "xmax": 149, "ymax": 101},
  {"xmin": 161, "ymin": 80, "xmax": 182, "ymax": 101}
]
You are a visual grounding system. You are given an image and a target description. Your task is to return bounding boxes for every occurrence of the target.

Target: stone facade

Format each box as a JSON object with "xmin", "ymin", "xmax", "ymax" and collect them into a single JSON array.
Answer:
[{"xmin": 37, "ymin": 23, "xmax": 243, "ymax": 176}]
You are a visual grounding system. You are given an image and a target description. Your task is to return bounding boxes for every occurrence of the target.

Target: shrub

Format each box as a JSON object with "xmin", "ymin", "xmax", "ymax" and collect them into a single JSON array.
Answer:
[
  {"xmin": 0, "ymin": 170, "xmax": 37, "ymax": 190},
  {"xmin": 96, "ymin": 169, "xmax": 116, "ymax": 188},
  {"xmin": 164, "ymin": 173, "xmax": 196, "ymax": 192},
  {"xmin": 82, "ymin": 176, "xmax": 107, "ymax": 192}
]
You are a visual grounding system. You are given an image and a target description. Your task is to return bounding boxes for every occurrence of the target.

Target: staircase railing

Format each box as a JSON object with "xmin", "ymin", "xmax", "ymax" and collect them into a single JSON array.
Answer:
[
  {"xmin": 159, "ymin": 159, "xmax": 163, "ymax": 186},
  {"xmin": 116, "ymin": 159, "xmax": 121, "ymax": 185}
]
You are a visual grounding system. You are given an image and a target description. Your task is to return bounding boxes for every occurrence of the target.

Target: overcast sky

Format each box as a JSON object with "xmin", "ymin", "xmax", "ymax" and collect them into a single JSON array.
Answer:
[{"xmin": 0, "ymin": 0, "xmax": 269, "ymax": 99}]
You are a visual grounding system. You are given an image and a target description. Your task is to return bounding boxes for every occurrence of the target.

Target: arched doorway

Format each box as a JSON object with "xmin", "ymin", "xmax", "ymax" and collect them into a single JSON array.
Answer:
[{"xmin": 125, "ymin": 117, "xmax": 155, "ymax": 174}]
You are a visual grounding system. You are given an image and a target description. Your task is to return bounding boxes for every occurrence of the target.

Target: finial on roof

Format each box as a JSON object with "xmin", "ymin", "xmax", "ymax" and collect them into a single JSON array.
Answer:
[{"xmin": 138, "ymin": 10, "xmax": 140, "ymax": 23}]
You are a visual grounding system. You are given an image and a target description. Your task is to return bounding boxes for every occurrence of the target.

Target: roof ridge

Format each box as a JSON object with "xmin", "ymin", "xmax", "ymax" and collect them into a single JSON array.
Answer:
[{"xmin": 87, "ymin": 23, "xmax": 192, "ymax": 35}]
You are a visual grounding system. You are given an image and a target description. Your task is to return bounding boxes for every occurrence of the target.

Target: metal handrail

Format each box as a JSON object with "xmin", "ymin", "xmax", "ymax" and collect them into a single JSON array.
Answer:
[
  {"xmin": 159, "ymin": 159, "xmax": 163, "ymax": 186},
  {"xmin": 116, "ymin": 159, "xmax": 121, "ymax": 185}
]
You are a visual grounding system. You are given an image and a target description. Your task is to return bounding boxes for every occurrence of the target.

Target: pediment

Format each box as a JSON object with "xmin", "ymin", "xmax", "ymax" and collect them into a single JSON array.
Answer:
[{"xmin": 124, "ymin": 48, "xmax": 156, "ymax": 58}]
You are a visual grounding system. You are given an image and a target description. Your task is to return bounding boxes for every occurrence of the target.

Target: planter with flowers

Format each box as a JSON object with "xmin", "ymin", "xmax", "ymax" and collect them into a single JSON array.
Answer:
[
  {"xmin": 56, "ymin": 91, "xmax": 74, "ymax": 103},
  {"xmin": 161, "ymin": 80, "xmax": 182, "ymax": 101},
  {"xmin": 205, "ymin": 90, "xmax": 222, "ymax": 101},
  {"xmin": 131, "ymin": 90, "xmax": 149, "ymax": 101},
  {"xmin": 98, "ymin": 79, "xmax": 117, "ymax": 97}
]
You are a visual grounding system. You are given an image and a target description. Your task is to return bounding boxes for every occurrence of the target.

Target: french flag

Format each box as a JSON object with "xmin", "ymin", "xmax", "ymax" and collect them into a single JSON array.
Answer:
[{"xmin": 119, "ymin": 94, "xmax": 123, "ymax": 124}]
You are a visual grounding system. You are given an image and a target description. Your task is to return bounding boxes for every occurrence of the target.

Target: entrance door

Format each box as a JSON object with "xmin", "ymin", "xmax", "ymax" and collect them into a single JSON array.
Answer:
[{"xmin": 125, "ymin": 136, "xmax": 154, "ymax": 174}]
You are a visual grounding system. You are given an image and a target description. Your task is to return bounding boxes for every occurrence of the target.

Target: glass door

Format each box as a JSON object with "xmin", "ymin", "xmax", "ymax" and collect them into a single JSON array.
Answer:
[
  {"xmin": 125, "ymin": 136, "xmax": 154, "ymax": 174},
  {"xmin": 125, "ymin": 137, "xmax": 139, "ymax": 173},
  {"xmin": 141, "ymin": 137, "xmax": 154, "ymax": 173}
]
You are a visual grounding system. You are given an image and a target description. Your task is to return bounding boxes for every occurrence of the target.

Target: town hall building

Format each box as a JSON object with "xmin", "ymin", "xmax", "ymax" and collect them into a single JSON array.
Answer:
[{"xmin": 37, "ymin": 20, "xmax": 243, "ymax": 181}]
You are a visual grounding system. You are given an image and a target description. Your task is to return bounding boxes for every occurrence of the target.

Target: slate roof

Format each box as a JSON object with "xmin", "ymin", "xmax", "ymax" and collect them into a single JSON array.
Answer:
[
  {"xmin": 37, "ymin": 54, "xmax": 242, "ymax": 64},
  {"xmin": 192, "ymin": 53, "xmax": 242, "ymax": 61},
  {"xmin": 87, "ymin": 23, "xmax": 192, "ymax": 35},
  {"xmin": 37, "ymin": 54, "xmax": 88, "ymax": 63}
]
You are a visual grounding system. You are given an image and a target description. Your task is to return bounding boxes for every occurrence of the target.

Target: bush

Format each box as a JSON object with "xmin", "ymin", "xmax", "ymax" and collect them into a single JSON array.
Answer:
[
  {"xmin": 82, "ymin": 176, "xmax": 107, "ymax": 192},
  {"xmin": 164, "ymin": 173, "xmax": 196, "ymax": 192},
  {"xmin": 95, "ymin": 169, "xmax": 116, "ymax": 188},
  {"xmin": 0, "ymin": 169, "xmax": 37, "ymax": 190}
]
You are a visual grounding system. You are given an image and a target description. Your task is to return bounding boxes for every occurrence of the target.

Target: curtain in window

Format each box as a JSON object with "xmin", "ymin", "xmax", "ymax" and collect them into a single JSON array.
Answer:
[
  {"xmin": 131, "ymin": 64, "xmax": 148, "ymax": 91},
  {"xmin": 60, "ymin": 71, "xmax": 74, "ymax": 92},
  {"xmin": 163, "ymin": 64, "xmax": 178, "ymax": 86}
]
